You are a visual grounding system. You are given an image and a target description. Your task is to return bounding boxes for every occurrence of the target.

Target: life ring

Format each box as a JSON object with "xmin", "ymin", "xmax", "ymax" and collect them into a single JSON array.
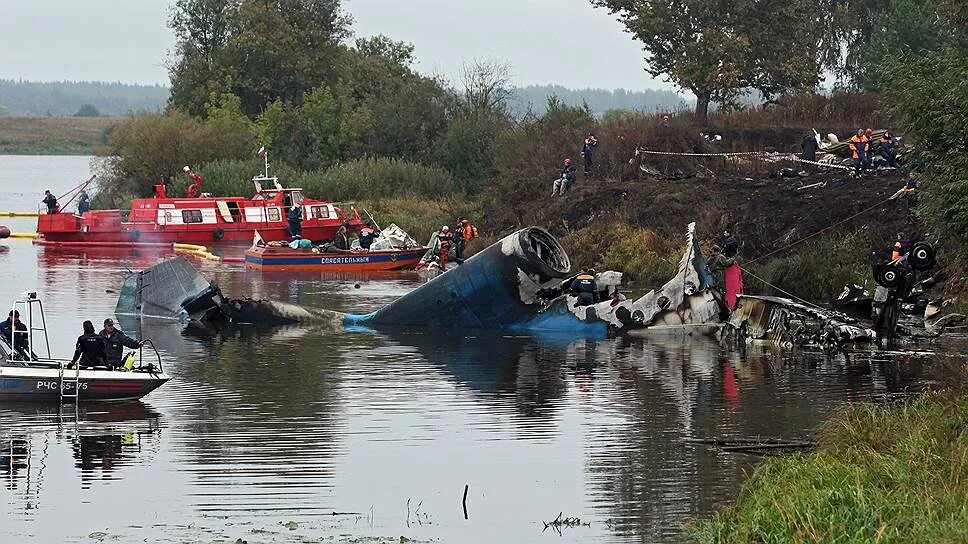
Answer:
[
  {"xmin": 213, "ymin": 228, "xmax": 225, "ymax": 241},
  {"xmin": 130, "ymin": 229, "xmax": 141, "ymax": 242}
]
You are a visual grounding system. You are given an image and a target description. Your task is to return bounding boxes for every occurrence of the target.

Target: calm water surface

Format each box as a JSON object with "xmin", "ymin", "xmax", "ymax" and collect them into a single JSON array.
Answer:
[{"xmin": 0, "ymin": 155, "xmax": 958, "ymax": 543}]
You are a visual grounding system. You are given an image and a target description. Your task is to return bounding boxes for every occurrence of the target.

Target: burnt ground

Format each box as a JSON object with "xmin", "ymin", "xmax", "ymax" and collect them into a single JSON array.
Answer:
[{"xmin": 522, "ymin": 167, "xmax": 914, "ymax": 259}]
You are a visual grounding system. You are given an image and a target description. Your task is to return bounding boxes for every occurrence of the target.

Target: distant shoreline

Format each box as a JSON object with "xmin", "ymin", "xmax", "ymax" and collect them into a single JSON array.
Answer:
[{"xmin": 0, "ymin": 116, "xmax": 119, "ymax": 155}]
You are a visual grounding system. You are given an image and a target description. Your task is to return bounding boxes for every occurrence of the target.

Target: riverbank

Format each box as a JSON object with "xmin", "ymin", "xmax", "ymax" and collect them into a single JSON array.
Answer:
[
  {"xmin": 0, "ymin": 116, "xmax": 118, "ymax": 155},
  {"xmin": 689, "ymin": 362, "xmax": 968, "ymax": 543}
]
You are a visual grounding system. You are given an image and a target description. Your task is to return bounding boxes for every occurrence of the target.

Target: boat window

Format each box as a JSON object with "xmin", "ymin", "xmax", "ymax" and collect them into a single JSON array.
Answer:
[
  {"xmin": 267, "ymin": 207, "xmax": 282, "ymax": 222},
  {"xmin": 309, "ymin": 205, "xmax": 330, "ymax": 219},
  {"xmin": 182, "ymin": 209, "xmax": 204, "ymax": 224},
  {"xmin": 291, "ymin": 191, "xmax": 304, "ymax": 206}
]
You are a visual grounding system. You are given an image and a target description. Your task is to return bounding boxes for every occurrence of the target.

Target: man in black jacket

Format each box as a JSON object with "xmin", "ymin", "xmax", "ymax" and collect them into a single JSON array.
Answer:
[
  {"xmin": 72, "ymin": 320, "xmax": 107, "ymax": 368},
  {"xmin": 99, "ymin": 318, "xmax": 142, "ymax": 369},
  {"xmin": 1, "ymin": 310, "xmax": 30, "ymax": 360}
]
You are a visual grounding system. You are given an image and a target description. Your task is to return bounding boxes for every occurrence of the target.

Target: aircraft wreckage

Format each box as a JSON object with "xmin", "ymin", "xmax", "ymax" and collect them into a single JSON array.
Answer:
[{"xmin": 119, "ymin": 225, "xmax": 950, "ymax": 348}]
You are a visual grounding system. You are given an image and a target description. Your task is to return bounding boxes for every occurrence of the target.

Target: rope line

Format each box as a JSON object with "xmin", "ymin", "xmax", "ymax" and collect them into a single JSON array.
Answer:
[
  {"xmin": 746, "ymin": 195, "xmax": 898, "ymax": 264},
  {"xmin": 635, "ymin": 147, "xmax": 853, "ymax": 170},
  {"xmin": 739, "ymin": 266, "xmax": 826, "ymax": 311}
]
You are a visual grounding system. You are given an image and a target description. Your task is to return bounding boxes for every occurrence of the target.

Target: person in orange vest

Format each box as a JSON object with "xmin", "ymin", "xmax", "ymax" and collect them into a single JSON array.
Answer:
[
  {"xmin": 437, "ymin": 226, "xmax": 454, "ymax": 271},
  {"xmin": 848, "ymin": 129, "xmax": 868, "ymax": 176},
  {"xmin": 891, "ymin": 232, "xmax": 909, "ymax": 261},
  {"xmin": 454, "ymin": 218, "xmax": 476, "ymax": 263},
  {"xmin": 358, "ymin": 221, "xmax": 377, "ymax": 250}
]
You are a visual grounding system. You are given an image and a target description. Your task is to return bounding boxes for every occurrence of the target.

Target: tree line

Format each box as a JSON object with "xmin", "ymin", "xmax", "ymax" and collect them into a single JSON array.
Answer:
[{"xmin": 0, "ymin": 80, "xmax": 169, "ymax": 116}]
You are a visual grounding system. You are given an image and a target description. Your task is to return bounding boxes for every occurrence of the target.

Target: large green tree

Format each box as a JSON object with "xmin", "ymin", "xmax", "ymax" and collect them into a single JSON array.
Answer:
[
  {"xmin": 591, "ymin": 0, "xmax": 826, "ymax": 124},
  {"xmin": 168, "ymin": 0, "xmax": 351, "ymax": 117}
]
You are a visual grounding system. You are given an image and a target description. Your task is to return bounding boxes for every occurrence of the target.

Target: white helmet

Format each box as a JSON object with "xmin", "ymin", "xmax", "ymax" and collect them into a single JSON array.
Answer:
[{"xmin": 442, "ymin": 226, "xmax": 450, "ymax": 231}]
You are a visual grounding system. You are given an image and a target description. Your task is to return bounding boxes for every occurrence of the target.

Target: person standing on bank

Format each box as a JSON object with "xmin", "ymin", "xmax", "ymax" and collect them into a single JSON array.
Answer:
[
  {"xmin": 99, "ymin": 318, "xmax": 143, "ymax": 370},
  {"xmin": 581, "ymin": 132, "xmax": 599, "ymax": 175}
]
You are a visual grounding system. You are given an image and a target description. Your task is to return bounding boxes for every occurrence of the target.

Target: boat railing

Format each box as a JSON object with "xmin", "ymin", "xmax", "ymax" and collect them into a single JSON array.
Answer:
[{"xmin": 138, "ymin": 339, "xmax": 164, "ymax": 374}]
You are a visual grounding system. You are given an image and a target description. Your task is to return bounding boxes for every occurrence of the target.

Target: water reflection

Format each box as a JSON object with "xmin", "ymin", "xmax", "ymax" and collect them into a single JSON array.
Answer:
[{"xmin": 0, "ymin": 402, "xmax": 161, "ymax": 517}]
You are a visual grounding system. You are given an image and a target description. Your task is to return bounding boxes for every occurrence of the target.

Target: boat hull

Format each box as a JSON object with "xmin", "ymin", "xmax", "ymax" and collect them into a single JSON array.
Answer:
[
  {"xmin": 38, "ymin": 220, "xmax": 343, "ymax": 246},
  {"xmin": 0, "ymin": 366, "xmax": 170, "ymax": 402},
  {"xmin": 245, "ymin": 246, "xmax": 427, "ymax": 271}
]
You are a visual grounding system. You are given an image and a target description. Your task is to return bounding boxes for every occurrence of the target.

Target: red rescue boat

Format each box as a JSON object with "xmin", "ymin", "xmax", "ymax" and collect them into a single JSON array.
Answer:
[{"xmin": 37, "ymin": 168, "xmax": 363, "ymax": 245}]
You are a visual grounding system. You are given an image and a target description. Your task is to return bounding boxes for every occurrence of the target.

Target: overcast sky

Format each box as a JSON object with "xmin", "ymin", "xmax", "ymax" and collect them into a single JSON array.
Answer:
[{"xmin": 2, "ymin": 0, "xmax": 675, "ymax": 92}]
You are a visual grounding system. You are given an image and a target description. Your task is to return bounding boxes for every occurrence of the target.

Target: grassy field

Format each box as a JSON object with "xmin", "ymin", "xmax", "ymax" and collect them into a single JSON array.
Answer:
[
  {"xmin": 689, "ymin": 368, "xmax": 968, "ymax": 543},
  {"xmin": 0, "ymin": 116, "xmax": 120, "ymax": 155}
]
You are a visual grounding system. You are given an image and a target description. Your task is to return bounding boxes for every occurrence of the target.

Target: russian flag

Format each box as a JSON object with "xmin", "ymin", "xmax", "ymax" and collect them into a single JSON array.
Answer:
[{"xmin": 258, "ymin": 146, "xmax": 267, "ymax": 158}]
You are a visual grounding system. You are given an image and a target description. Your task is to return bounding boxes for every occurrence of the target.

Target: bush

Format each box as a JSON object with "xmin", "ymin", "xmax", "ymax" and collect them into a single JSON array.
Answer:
[{"xmin": 561, "ymin": 223, "xmax": 680, "ymax": 287}]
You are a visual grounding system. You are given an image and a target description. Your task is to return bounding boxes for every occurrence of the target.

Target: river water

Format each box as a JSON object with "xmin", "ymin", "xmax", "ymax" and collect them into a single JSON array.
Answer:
[{"xmin": 0, "ymin": 155, "xmax": 957, "ymax": 543}]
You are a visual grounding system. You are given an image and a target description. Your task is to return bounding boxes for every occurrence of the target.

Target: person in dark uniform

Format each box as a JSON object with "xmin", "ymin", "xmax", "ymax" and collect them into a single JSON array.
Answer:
[
  {"xmin": 358, "ymin": 221, "xmax": 377, "ymax": 250},
  {"xmin": 77, "ymin": 190, "xmax": 91, "ymax": 214},
  {"xmin": 570, "ymin": 268, "xmax": 598, "ymax": 307},
  {"xmin": 720, "ymin": 229, "xmax": 740, "ymax": 258},
  {"xmin": 71, "ymin": 320, "xmax": 107, "ymax": 369},
  {"xmin": 1, "ymin": 310, "xmax": 30, "ymax": 360},
  {"xmin": 801, "ymin": 133, "xmax": 818, "ymax": 162},
  {"xmin": 581, "ymin": 133, "xmax": 599, "ymax": 175},
  {"xmin": 287, "ymin": 205, "xmax": 303, "ymax": 238},
  {"xmin": 42, "ymin": 190, "xmax": 59, "ymax": 214},
  {"xmin": 98, "ymin": 319, "xmax": 142, "ymax": 370},
  {"xmin": 454, "ymin": 218, "xmax": 468, "ymax": 263}
]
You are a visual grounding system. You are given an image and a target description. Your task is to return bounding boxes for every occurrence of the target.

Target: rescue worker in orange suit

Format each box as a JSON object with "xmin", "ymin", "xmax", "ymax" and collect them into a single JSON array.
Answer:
[
  {"xmin": 581, "ymin": 133, "xmax": 599, "ymax": 175},
  {"xmin": 891, "ymin": 232, "xmax": 909, "ymax": 261},
  {"xmin": 849, "ymin": 129, "xmax": 868, "ymax": 176},
  {"xmin": 878, "ymin": 131, "xmax": 900, "ymax": 167},
  {"xmin": 437, "ymin": 226, "xmax": 454, "ymax": 271},
  {"xmin": 183, "ymin": 166, "xmax": 204, "ymax": 198},
  {"xmin": 569, "ymin": 268, "xmax": 598, "ymax": 307}
]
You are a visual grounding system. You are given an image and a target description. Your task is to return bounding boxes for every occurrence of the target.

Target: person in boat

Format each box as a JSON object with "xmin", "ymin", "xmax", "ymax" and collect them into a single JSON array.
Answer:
[
  {"xmin": 569, "ymin": 268, "xmax": 598, "ymax": 307},
  {"xmin": 1, "ymin": 310, "xmax": 30, "ymax": 360},
  {"xmin": 71, "ymin": 320, "xmax": 107, "ymax": 369},
  {"xmin": 77, "ymin": 190, "xmax": 91, "ymax": 214},
  {"xmin": 288, "ymin": 235, "xmax": 313, "ymax": 249},
  {"xmin": 42, "ymin": 190, "xmax": 59, "ymax": 214},
  {"xmin": 358, "ymin": 221, "xmax": 377, "ymax": 250},
  {"xmin": 437, "ymin": 226, "xmax": 454, "ymax": 270},
  {"xmin": 334, "ymin": 221, "xmax": 351, "ymax": 251},
  {"xmin": 99, "ymin": 318, "xmax": 142, "ymax": 370},
  {"xmin": 288, "ymin": 205, "xmax": 303, "ymax": 238}
]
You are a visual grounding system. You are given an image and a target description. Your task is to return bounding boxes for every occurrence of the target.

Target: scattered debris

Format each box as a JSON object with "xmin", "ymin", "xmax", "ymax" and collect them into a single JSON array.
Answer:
[{"xmin": 542, "ymin": 512, "xmax": 590, "ymax": 534}]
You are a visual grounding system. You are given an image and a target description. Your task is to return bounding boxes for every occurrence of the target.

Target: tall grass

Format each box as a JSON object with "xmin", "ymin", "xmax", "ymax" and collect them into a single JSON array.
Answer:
[{"xmin": 689, "ymin": 388, "xmax": 968, "ymax": 544}]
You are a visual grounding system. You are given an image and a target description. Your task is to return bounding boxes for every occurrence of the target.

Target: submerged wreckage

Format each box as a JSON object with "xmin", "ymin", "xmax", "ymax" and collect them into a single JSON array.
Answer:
[{"xmin": 121, "ymin": 225, "xmax": 951, "ymax": 348}]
